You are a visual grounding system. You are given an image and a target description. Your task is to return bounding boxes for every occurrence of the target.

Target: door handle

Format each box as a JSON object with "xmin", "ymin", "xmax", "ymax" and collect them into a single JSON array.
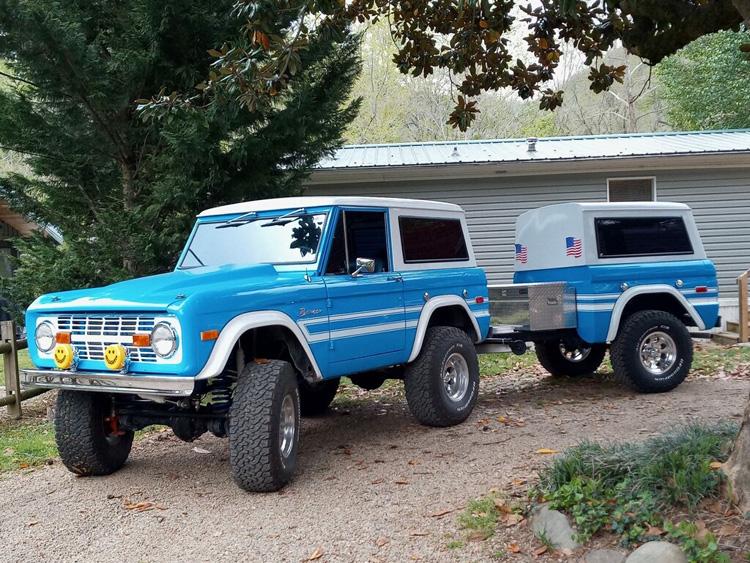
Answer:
[{"xmin": 387, "ymin": 275, "xmax": 402, "ymax": 282}]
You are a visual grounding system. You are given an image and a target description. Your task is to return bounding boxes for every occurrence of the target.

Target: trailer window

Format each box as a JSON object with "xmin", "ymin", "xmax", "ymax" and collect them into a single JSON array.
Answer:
[
  {"xmin": 399, "ymin": 217, "xmax": 469, "ymax": 263},
  {"xmin": 595, "ymin": 217, "xmax": 693, "ymax": 258}
]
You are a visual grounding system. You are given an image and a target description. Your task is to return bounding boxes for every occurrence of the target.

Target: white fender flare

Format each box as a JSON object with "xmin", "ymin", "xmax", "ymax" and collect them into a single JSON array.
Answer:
[
  {"xmin": 407, "ymin": 295, "xmax": 482, "ymax": 363},
  {"xmin": 605, "ymin": 285, "xmax": 705, "ymax": 343},
  {"xmin": 196, "ymin": 310, "xmax": 323, "ymax": 380}
]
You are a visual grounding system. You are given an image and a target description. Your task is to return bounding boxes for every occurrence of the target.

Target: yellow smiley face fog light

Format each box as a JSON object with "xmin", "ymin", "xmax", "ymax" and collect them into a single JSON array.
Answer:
[
  {"xmin": 53, "ymin": 343, "xmax": 75, "ymax": 370},
  {"xmin": 104, "ymin": 344, "xmax": 128, "ymax": 371}
]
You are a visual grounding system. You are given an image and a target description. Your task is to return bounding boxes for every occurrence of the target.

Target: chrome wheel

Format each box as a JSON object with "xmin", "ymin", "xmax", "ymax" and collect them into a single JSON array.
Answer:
[
  {"xmin": 442, "ymin": 352, "xmax": 469, "ymax": 402},
  {"xmin": 278, "ymin": 394, "xmax": 296, "ymax": 459},
  {"xmin": 639, "ymin": 331, "xmax": 676, "ymax": 375},
  {"xmin": 559, "ymin": 342, "xmax": 592, "ymax": 363}
]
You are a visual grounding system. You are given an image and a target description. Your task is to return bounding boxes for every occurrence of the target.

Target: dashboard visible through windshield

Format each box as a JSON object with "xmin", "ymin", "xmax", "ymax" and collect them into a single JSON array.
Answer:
[{"xmin": 180, "ymin": 212, "xmax": 327, "ymax": 269}]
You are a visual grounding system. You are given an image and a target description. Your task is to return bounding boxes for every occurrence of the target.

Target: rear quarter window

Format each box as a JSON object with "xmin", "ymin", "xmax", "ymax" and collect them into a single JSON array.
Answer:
[
  {"xmin": 595, "ymin": 216, "xmax": 693, "ymax": 258},
  {"xmin": 399, "ymin": 217, "xmax": 469, "ymax": 263}
]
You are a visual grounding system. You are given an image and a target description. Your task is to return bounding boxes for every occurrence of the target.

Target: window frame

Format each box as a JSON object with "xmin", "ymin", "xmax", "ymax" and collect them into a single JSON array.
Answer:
[
  {"xmin": 398, "ymin": 215, "xmax": 470, "ymax": 264},
  {"xmin": 178, "ymin": 211, "xmax": 330, "ymax": 270},
  {"xmin": 594, "ymin": 215, "xmax": 694, "ymax": 259},
  {"xmin": 321, "ymin": 207, "xmax": 393, "ymax": 276},
  {"xmin": 606, "ymin": 176, "xmax": 657, "ymax": 202}
]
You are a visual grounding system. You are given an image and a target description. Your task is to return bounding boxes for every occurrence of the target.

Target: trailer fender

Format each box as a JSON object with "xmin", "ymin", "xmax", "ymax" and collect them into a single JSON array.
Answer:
[{"xmin": 606, "ymin": 285, "xmax": 705, "ymax": 343}]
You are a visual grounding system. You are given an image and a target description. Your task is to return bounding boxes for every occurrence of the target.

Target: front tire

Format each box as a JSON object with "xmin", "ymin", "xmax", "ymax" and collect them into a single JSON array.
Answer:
[
  {"xmin": 404, "ymin": 326, "xmax": 479, "ymax": 427},
  {"xmin": 535, "ymin": 339, "xmax": 607, "ymax": 377},
  {"xmin": 55, "ymin": 391, "xmax": 134, "ymax": 476},
  {"xmin": 610, "ymin": 310, "xmax": 692, "ymax": 393},
  {"xmin": 229, "ymin": 360, "xmax": 300, "ymax": 492}
]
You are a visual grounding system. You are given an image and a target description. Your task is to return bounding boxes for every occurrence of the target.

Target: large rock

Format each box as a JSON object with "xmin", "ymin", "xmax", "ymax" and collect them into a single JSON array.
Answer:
[
  {"xmin": 585, "ymin": 549, "xmax": 627, "ymax": 563},
  {"xmin": 625, "ymin": 542, "xmax": 687, "ymax": 563},
  {"xmin": 531, "ymin": 504, "xmax": 579, "ymax": 551}
]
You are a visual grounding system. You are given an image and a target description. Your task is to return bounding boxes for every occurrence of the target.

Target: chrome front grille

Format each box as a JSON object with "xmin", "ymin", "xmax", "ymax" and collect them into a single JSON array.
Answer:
[{"xmin": 57, "ymin": 314, "xmax": 158, "ymax": 363}]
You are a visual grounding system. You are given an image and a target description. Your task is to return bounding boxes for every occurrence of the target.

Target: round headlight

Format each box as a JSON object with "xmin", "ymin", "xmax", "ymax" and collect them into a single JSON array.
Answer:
[
  {"xmin": 151, "ymin": 322, "xmax": 177, "ymax": 358},
  {"xmin": 35, "ymin": 321, "xmax": 55, "ymax": 353}
]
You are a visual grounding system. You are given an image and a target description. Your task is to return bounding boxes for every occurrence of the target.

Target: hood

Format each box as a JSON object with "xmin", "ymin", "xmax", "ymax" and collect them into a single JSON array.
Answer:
[{"xmin": 28, "ymin": 263, "xmax": 280, "ymax": 313}]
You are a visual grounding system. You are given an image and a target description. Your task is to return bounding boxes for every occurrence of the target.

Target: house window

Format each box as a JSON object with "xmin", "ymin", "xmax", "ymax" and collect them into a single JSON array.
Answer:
[
  {"xmin": 607, "ymin": 178, "xmax": 655, "ymax": 202},
  {"xmin": 399, "ymin": 217, "xmax": 469, "ymax": 263},
  {"xmin": 595, "ymin": 217, "xmax": 693, "ymax": 258}
]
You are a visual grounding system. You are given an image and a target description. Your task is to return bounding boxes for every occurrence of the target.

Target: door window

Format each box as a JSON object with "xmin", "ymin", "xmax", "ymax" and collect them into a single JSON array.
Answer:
[{"xmin": 325, "ymin": 211, "xmax": 390, "ymax": 274}]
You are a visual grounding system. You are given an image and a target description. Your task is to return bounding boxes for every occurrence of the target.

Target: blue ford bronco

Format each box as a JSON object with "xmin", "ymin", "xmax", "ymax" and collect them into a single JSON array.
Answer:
[{"xmin": 22, "ymin": 197, "xmax": 719, "ymax": 491}]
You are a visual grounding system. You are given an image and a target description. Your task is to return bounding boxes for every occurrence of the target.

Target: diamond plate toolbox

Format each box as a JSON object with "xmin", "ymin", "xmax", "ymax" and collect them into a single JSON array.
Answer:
[{"xmin": 488, "ymin": 282, "xmax": 577, "ymax": 331}]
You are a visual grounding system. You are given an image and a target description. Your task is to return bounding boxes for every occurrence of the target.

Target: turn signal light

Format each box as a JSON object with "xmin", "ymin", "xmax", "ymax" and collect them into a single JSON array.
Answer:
[
  {"xmin": 55, "ymin": 332, "xmax": 71, "ymax": 344},
  {"xmin": 132, "ymin": 333, "xmax": 151, "ymax": 347},
  {"xmin": 200, "ymin": 329, "xmax": 220, "ymax": 341}
]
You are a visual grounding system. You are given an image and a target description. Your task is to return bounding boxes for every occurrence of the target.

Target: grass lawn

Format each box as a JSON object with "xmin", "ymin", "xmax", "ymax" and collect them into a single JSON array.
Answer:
[{"xmin": 0, "ymin": 422, "xmax": 56, "ymax": 472}]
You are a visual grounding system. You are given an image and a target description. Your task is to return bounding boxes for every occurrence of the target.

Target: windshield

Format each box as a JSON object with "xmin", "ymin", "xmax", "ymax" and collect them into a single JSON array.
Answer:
[{"xmin": 180, "ymin": 213, "xmax": 327, "ymax": 269}]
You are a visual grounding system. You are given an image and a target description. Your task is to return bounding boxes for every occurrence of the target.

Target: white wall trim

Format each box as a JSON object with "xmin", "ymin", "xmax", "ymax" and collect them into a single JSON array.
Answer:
[
  {"xmin": 606, "ymin": 176, "xmax": 656, "ymax": 202},
  {"xmin": 196, "ymin": 310, "xmax": 323, "ymax": 380},
  {"xmin": 407, "ymin": 296, "xmax": 482, "ymax": 363}
]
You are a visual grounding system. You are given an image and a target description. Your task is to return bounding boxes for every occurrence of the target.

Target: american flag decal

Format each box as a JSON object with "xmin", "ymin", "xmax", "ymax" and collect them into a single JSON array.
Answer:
[
  {"xmin": 565, "ymin": 236, "xmax": 582, "ymax": 258},
  {"xmin": 514, "ymin": 243, "xmax": 528, "ymax": 264}
]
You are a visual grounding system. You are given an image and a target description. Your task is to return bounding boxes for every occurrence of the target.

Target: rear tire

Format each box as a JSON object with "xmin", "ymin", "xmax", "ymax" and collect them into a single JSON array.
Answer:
[
  {"xmin": 610, "ymin": 310, "xmax": 692, "ymax": 393},
  {"xmin": 535, "ymin": 339, "xmax": 607, "ymax": 377},
  {"xmin": 229, "ymin": 360, "xmax": 300, "ymax": 492},
  {"xmin": 299, "ymin": 378, "xmax": 339, "ymax": 417},
  {"xmin": 55, "ymin": 391, "xmax": 133, "ymax": 476},
  {"xmin": 404, "ymin": 326, "xmax": 479, "ymax": 427}
]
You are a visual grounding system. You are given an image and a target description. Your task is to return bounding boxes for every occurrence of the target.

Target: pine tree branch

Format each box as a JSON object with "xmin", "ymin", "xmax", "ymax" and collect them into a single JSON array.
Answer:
[{"xmin": 0, "ymin": 70, "xmax": 39, "ymax": 89}]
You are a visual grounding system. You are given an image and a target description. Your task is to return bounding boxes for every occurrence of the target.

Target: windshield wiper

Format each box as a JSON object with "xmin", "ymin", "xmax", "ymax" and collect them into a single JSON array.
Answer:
[
  {"xmin": 260, "ymin": 208, "xmax": 309, "ymax": 227},
  {"xmin": 215, "ymin": 210, "xmax": 258, "ymax": 229},
  {"xmin": 187, "ymin": 248, "xmax": 205, "ymax": 267}
]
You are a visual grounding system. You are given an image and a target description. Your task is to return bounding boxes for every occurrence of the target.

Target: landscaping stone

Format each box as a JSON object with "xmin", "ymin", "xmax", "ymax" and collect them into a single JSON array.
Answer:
[
  {"xmin": 585, "ymin": 549, "xmax": 627, "ymax": 563},
  {"xmin": 531, "ymin": 504, "xmax": 580, "ymax": 551},
  {"xmin": 625, "ymin": 542, "xmax": 687, "ymax": 563}
]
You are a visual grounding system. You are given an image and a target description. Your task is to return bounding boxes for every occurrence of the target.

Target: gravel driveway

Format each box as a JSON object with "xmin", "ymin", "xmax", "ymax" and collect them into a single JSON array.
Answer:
[{"xmin": 2, "ymin": 373, "xmax": 748, "ymax": 563}]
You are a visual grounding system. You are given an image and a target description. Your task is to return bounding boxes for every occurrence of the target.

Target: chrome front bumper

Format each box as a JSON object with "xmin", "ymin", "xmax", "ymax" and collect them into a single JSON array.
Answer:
[{"xmin": 20, "ymin": 369, "xmax": 195, "ymax": 397}]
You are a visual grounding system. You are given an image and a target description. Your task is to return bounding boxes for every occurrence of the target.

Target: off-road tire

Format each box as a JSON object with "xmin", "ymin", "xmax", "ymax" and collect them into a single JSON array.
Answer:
[
  {"xmin": 229, "ymin": 360, "xmax": 300, "ymax": 492},
  {"xmin": 299, "ymin": 378, "xmax": 339, "ymax": 416},
  {"xmin": 404, "ymin": 326, "xmax": 479, "ymax": 427},
  {"xmin": 535, "ymin": 340, "xmax": 607, "ymax": 377},
  {"xmin": 610, "ymin": 310, "xmax": 692, "ymax": 393},
  {"xmin": 55, "ymin": 391, "xmax": 134, "ymax": 476}
]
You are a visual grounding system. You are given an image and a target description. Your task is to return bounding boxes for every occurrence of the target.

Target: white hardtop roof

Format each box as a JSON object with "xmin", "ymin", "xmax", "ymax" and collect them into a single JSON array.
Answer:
[
  {"xmin": 198, "ymin": 196, "xmax": 462, "ymax": 217},
  {"xmin": 536, "ymin": 201, "xmax": 690, "ymax": 213}
]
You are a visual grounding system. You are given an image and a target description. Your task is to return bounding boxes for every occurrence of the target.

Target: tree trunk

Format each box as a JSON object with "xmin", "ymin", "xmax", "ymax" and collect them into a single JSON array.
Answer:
[
  {"xmin": 119, "ymin": 158, "xmax": 137, "ymax": 274},
  {"xmin": 733, "ymin": 0, "xmax": 750, "ymax": 24},
  {"xmin": 725, "ymin": 393, "xmax": 750, "ymax": 516}
]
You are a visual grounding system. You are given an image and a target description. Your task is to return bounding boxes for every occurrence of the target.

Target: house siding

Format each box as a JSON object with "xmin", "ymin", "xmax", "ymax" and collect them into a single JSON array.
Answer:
[{"xmin": 306, "ymin": 168, "xmax": 749, "ymax": 302}]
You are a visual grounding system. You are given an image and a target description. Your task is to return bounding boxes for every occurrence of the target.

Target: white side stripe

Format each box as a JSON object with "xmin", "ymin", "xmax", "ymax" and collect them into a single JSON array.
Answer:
[
  {"xmin": 578, "ymin": 297, "xmax": 718, "ymax": 313},
  {"xmin": 301, "ymin": 306, "xmax": 483, "ymax": 342},
  {"xmin": 577, "ymin": 293, "xmax": 620, "ymax": 301},
  {"xmin": 307, "ymin": 320, "xmax": 408, "ymax": 343},
  {"xmin": 689, "ymin": 298, "xmax": 719, "ymax": 306},
  {"xmin": 300, "ymin": 306, "xmax": 416, "ymax": 326},
  {"xmin": 578, "ymin": 289, "xmax": 718, "ymax": 303},
  {"xmin": 577, "ymin": 303, "xmax": 616, "ymax": 312}
]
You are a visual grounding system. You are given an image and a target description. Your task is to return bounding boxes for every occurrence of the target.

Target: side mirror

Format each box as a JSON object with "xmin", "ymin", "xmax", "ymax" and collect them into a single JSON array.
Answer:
[{"xmin": 352, "ymin": 257, "xmax": 376, "ymax": 277}]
